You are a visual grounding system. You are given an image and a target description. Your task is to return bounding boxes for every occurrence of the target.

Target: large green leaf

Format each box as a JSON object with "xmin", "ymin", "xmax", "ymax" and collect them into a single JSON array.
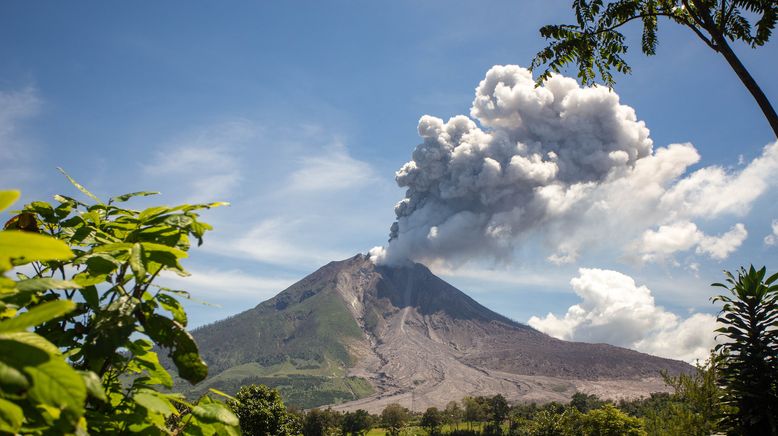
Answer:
[
  {"xmin": 141, "ymin": 242, "xmax": 188, "ymax": 259},
  {"xmin": 0, "ymin": 334, "xmax": 85, "ymax": 416},
  {"xmin": 0, "ymin": 397, "xmax": 23, "ymax": 434},
  {"xmin": 26, "ymin": 357, "xmax": 86, "ymax": 416},
  {"xmin": 191, "ymin": 398, "xmax": 239, "ymax": 426},
  {"xmin": 79, "ymin": 370, "xmax": 107, "ymax": 402},
  {"xmin": 0, "ymin": 335, "xmax": 51, "ymax": 371},
  {"xmin": 0, "ymin": 300, "xmax": 76, "ymax": 333},
  {"xmin": 0, "ymin": 190, "xmax": 20, "ymax": 213},
  {"xmin": 15, "ymin": 278, "xmax": 82, "ymax": 292},
  {"xmin": 138, "ymin": 206, "xmax": 171, "ymax": 221},
  {"xmin": 0, "ymin": 331, "xmax": 59, "ymax": 354},
  {"xmin": 0, "ymin": 360, "xmax": 29, "ymax": 393},
  {"xmin": 90, "ymin": 242, "xmax": 133, "ymax": 254},
  {"xmin": 127, "ymin": 339, "xmax": 173, "ymax": 388},
  {"xmin": 157, "ymin": 293, "xmax": 187, "ymax": 326},
  {"xmin": 134, "ymin": 390, "xmax": 177, "ymax": 417},
  {"xmin": 0, "ymin": 231, "xmax": 74, "ymax": 270}
]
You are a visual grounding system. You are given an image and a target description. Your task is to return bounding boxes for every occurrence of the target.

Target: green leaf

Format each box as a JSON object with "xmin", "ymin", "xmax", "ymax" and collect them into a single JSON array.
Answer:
[
  {"xmin": 0, "ymin": 190, "xmax": 20, "ymax": 213},
  {"xmin": 165, "ymin": 215, "xmax": 194, "ymax": 228},
  {"xmin": 0, "ymin": 398, "xmax": 23, "ymax": 434},
  {"xmin": 0, "ymin": 231, "xmax": 74, "ymax": 270},
  {"xmin": 26, "ymin": 357, "xmax": 87, "ymax": 416},
  {"xmin": 0, "ymin": 360, "xmax": 29, "ymax": 393},
  {"xmin": 79, "ymin": 370, "xmax": 107, "ymax": 402},
  {"xmin": 208, "ymin": 388, "xmax": 237, "ymax": 402},
  {"xmin": 143, "ymin": 314, "xmax": 207, "ymax": 383},
  {"xmin": 90, "ymin": 242, "xmax": 133, "ymax": 254},
  {"xmin": 130, "ymin": 243, "xmax": 146, "ymax": 281},
  {"xmin": 57, "ymin": 167, "xmax": 103, "ymax": 204},
  {"xmin": 73, "ymin": 272, "xmax": 108, "ymax": 287},
  {"xmin": 109, "ymin": 191, "xmax": 160, "ymax": 204},
  {"xmin": 127, "ymin": 339, "xmax": 173, "ymax": 388},
  {"xmin": 141, "ymin": 242, "xmax": 188, "ymax": 259},
  {"xmin": 0, "ymin": 331, "xmax": 60, "ymax": 354},
  {"xmin": 0, "ymin": 300, "xmax": 76, "ymax": 333},
  {"xmin": 134, "ymin": 390, "xmax": 177, "ymax": 417},
  {"xmin": 191, "ymin": 401, "xmax": 239, "ymax": 426},
  {"xmin": 0, "ymin": 334, "xmax": 85, "ymax": 416},
  {"xmin": 78, "ymin": 286, "xmax": 100, "ymax": 310},
  {"xmin": 157, "ymin": 293, "xmax": 187, "ymax": 326},
  {"xmin": 138, "ymin": 206, "xmax": 171, "ymax": 221},
  {"xmin": 15, "ymin": 278, "xmax": 82, "ymax": 292}
]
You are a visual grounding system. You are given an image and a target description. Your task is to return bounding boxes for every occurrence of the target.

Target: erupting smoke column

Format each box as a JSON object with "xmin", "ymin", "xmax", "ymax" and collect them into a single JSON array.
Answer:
[{"xmin": 371, "ymin": 65, "xmax": 652, "ymax": 265}]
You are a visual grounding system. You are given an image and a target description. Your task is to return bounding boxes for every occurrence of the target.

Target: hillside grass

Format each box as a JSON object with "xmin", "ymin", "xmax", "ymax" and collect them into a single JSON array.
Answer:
[{"xmin": 183, "ymin": 282, "xmax": 374, "ymax": 409}]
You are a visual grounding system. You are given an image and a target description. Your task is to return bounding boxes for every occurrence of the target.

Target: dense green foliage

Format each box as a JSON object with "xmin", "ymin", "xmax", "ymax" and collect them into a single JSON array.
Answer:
[
  {"xmin": 301, "ymin": 408, "xmax": 341, "ymax": 436},
  {"xmin": 227, "ymin": 384, "xmax": 300, "ymax": 436},
  {"xmin": 381, "ymin": 403, "xmax": 410, "ymax": 436},
  {"xmin": 531, "ymin": 0, "xmax": 778, "ymax": 136},
  {"xmin": 0, "ymin": 179, "xmax": 239, "ymax": 434},
  {"xmin": 712, "ymin": 266, "xmax": 778, "ymax": 435},
  {"xmin": 341, "ymin": 409, "xmax": 373, "ymax": 435},
  {"xmin": 421, "ymin": 407, "xmax": 443, "ymax": 435}
]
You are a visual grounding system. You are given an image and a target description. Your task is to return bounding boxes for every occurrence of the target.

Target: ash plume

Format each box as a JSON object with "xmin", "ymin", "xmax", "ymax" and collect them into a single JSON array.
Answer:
[
  {"xmin": 371, "ymin": 65, "xmax": 778, "ymax": 267},
  {"xmin": 371, "ymin": 65, "xmax": 653, "ymax": 265}
]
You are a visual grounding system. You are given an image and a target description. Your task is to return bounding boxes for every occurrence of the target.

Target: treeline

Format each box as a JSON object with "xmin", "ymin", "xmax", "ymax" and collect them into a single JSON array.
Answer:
[{"xmin": 224, "ymin": 357, "xmax": 729, "ymax": 435}]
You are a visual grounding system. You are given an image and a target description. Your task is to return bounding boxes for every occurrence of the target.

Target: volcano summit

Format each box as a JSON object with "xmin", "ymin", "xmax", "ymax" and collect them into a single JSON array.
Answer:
[{"xmin": 188, "ymin": 254, "xmax": 689, "ymax": 411}]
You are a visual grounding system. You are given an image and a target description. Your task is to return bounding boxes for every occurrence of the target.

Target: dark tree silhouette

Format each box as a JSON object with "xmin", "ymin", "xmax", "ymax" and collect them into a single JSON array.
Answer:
[{"xmin": 532, "ymin": 0, "xmax": 778, "ymax": 138}]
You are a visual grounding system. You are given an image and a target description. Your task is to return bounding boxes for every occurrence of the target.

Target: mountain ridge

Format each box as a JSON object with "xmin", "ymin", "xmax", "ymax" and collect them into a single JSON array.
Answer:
[{"xmin": 187, "ymin": 254, "xmax": 690, "ymax": 411}]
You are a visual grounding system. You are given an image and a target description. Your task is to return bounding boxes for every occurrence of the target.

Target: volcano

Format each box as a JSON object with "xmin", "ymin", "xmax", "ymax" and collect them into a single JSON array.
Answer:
[{"xmin": 188, "ymin": 254, "xmax": 690, "ymax": 411}]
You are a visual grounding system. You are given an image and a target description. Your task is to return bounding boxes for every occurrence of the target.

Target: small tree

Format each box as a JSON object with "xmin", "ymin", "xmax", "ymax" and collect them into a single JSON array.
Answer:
[
  {"xmin": 421, "ymin": 407, "xmax": 443, "ymax": 435},
  {"xmin": 463, "ymin": 396, "xmax": 487, "ymax": 429},
  {"xmin": 381, "ymin": 403, "xmax": 409, "ymax": 436},
  {"xmin": 444, "ymin": 400, "xmax": 463, "ymax": 430},
  {"xmin": 302, "ymin": 408, "xmax": 340, "ymax": 436},
  {"xmin": 654, "ymin": 355, "xmax": 728, "ymax": 435},
  {"xmin": 525, "ymin": 408, "xmax": 569, "ymax": 436},
  {"xmin": 341, "ymin": 409, "xmax": 372, "ymax": 435},
  {"xmin": 576, "ymin": 404, "xmax": 647, "ymax": 435},
  {"xmin": 485, "ymin": 394, "xmax": 509, "ymax": 435},
  {"xmin": 712, "ymin": 266, "xmax": 778, "ymax": 435},
  {"xmin": 531, "ymin": 0, "xmax": 778, "ymax": 137},
  {"xmin": 570, "ymin": 392, "xmax": 604, "ymax": 413},
  {"xmin": 228, "ymin": 384, "xmax": 296, "ymax": 436}
]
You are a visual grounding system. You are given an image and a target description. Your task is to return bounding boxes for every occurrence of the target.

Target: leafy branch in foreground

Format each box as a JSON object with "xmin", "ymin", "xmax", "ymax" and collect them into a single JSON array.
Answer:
[
  {"xmin": 0, "ymin": 172, "xmax": 240, "ymax": 435},
  {"xmin": 531, "ymin": 0, "xmax": 778, "ymax": 137}
]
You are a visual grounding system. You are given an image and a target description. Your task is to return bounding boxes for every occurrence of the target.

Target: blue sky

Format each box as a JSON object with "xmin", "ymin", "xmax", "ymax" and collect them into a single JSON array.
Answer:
[{"xmin": 1, "ymin": 1, "xmax": 776, "ymax": 361}]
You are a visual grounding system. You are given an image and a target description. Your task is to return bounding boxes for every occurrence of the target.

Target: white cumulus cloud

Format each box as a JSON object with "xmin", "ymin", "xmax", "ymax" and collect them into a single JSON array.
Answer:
[
  {"xmin": 636, "ymin": 221, "xmax": 747, "ymax": 262},
  {"xmin": 528, "ymin": 268, "xmax": 717, "ymax": 362}
]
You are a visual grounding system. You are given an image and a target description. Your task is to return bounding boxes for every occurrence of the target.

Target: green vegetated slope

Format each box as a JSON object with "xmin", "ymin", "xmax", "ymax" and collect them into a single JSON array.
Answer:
[{"xmin": 182, "ymin": 260, "xmax": 374, "ymax": 408}]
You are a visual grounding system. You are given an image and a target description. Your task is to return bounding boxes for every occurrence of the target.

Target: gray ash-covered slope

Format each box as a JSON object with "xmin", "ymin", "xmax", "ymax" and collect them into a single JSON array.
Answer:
[{"xmin": 189, "ymin": 254, "xmax": 690, "ymax": 411}]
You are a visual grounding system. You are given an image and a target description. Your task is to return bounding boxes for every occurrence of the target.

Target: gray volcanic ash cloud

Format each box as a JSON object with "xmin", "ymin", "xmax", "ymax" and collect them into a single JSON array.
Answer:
[
  {"xmin": 371, "ymin": 65, "xmax": 777, "ymax": 266},
  {"xmin": 371, "ymin": 65, "xmax": 652, "ymax": 265}
]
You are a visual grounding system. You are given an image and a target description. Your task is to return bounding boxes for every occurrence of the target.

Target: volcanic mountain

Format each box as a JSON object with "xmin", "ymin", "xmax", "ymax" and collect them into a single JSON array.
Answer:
[{"xmin": 188, "ymin": 254, "xmax": 690, "ymax": 411}]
